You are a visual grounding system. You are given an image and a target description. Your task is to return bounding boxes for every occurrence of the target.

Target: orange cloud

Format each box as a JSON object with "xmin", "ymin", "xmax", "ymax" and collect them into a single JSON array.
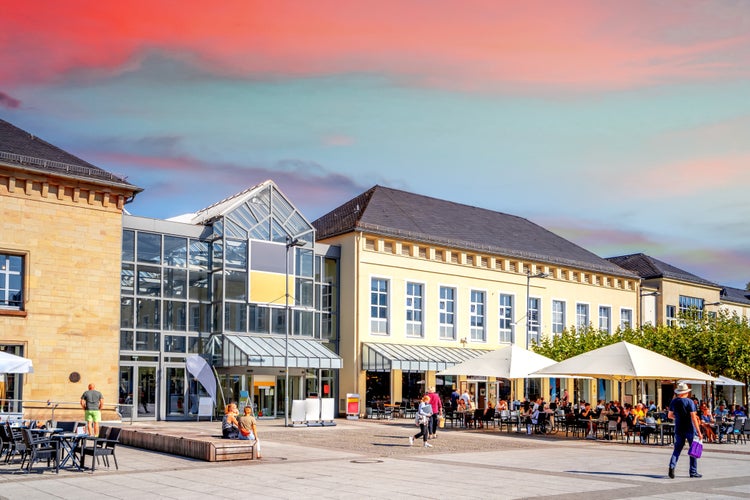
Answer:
[{"xmin": 3, "ymin": 0, "xmax": 748, "ymax": 91}]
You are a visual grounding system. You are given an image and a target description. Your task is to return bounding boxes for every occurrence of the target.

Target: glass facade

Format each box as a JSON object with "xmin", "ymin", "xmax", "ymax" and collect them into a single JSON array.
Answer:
[{"xmin": 119, "ymin": 183, "xmax": 340, "ymax": 420}]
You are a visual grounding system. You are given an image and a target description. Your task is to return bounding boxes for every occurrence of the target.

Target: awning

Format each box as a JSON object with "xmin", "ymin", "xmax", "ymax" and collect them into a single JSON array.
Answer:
[
  {"xmin": 221, "ymin": 334, "xmax": 342, "ymax": 369},
  {"xmin": 362, "ymin": 343, "xmax": 489, "ymax": 372}
]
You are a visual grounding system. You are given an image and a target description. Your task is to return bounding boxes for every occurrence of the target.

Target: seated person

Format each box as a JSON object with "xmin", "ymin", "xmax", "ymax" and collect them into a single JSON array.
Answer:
[
  {"xmin": 456, "ymin": 398, "xmax": 467, "ymax": 412},
  {"xmin": 633, "ymin": 403, "xmax": 654, "ymax": 443},
  {"xmin": 222, "ymin": 403, "xmax": 240, "ymax": 439},
  {"xmin": 495, "ymin": 399, "xmax": 508, "ymax": 412},
  {"xmin": 238, "ymin": 406, "xmax": 261, "ymax": 457},
  {"xmin": 580, "ymin": 402, "xmax": 596, "ymax": 439},
  {"xmin": 699, "ymin": 404, "xmax": 717, "ymax": 443}
]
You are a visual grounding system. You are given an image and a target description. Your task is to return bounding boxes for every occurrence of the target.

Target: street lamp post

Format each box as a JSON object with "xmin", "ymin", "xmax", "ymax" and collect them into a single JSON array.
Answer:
[
  {"xmin": 525, "ymin": 270, "xmax": 548, "ymax": 399},
  {"xmin": 285, "ymin": 236, "xmax": 306, "ymax": 427}
]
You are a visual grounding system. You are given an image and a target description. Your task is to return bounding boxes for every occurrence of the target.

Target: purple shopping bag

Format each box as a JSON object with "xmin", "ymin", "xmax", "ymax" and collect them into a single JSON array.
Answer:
[{"xmin": 688, "ymin": 438, "xmax": 703, "ymax": 458}]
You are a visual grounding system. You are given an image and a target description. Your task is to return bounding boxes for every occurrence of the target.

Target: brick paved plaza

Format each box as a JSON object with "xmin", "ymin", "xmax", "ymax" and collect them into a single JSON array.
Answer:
[{"xmin": 2, "ymin": 418, "xmax": 749, "ymax": 499}]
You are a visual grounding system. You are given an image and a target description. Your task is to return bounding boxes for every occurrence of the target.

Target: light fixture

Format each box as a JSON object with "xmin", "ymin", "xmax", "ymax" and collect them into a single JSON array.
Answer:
[{"xmin": 284, "ymin": 235, "xmax": 307, "ymax": 427}]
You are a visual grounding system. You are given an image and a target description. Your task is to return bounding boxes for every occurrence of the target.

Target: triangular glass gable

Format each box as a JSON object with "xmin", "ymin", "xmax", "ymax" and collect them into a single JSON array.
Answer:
[{"xmin": 221, "ymin": 183, "xmax": 314, "ymax": 244}]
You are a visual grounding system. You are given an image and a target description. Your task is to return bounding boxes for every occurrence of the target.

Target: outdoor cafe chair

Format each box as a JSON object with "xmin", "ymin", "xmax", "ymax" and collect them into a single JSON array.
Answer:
[
  {"xmin": 20, "ymin": 428, "xmax": 59, "ymax": 474},
  {"xmin": 729, "ymin": 417, "xmax": 747, "ymax": 444},
  {"xmin": 3, "ymin": 423, "xmax": 27, "ymax": 464},
  {"xmin": 80, "ymin": 426, "xmax": 121, "ymax": 472}
]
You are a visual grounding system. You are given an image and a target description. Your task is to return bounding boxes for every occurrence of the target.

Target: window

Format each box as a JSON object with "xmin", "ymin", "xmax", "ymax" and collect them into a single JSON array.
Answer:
[
  {"xmin": 0, "ymin": 254, "xmax": 23, "ymax": 310},
  {"xmin": 666, "ymin": 305, "xmax": 677, "ymax": 326},
  {"xmin": 370, "ymin": 278, "xmax": 389, "ymax": 334},
  {"xmin": 439, "ymin": 286, "xmax": 456, "ymax": 340},
  {"xmin": 405, "ymin": 282, "xmax": 423, "ymax": 337},
  {"xmin": 498, "ymin": 294, "xmax": 514, "ymax": 343},
  {"xmin": 552, "ymin": 300, "xmax": 565, "ymax": 335},
  {"xmin": 528, "ymin": 297, "xmax": 541, "ymax": 345},
  {"xmin": 620, "ymin": 308, "xmax": 633, "ymax": 329},
  {"xmin": 679, "ymin": 295, "xmax": 704, "ymax": 320},
  {"xmin": 470, "ymin": 290, "xmax": 486, "ymax": 341},
  {"xmin": 599, "ymin": 306, "xmax": 611, "ymax": 333},
  {"xmin": 576, "ymin": 303, "xmax": 589, "ymax": 330}
]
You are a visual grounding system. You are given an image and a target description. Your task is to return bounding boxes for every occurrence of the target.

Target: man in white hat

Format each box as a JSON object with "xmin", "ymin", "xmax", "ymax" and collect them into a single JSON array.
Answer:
[{"xmin": 667, "ymin": 382, "xmax": 703, "ymax": 479}]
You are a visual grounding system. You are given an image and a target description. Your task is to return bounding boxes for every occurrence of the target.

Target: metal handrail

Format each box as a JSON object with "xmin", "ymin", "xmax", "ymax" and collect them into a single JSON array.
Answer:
[
  {"xmin": 0, "ymin": 150, "xmax": 130, "ymax": 185},
  {"xmin": 0, "ymin": 399, "xmax": 129, "ymax": 423}
]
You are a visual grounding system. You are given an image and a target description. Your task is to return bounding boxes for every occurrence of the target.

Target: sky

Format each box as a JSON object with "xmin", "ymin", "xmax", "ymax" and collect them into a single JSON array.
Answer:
[{"xmin": 1, "ymin": 1, "xmax": 749, "ymax": 289}]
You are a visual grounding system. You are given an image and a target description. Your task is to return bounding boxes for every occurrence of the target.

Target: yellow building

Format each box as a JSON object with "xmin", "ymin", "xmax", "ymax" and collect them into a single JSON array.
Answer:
[
  {"xmin": 607, "ymin": 253, "xmax": 724, "ymax": 326},
  {"xmin": 313, "ymin": 186, "xmax": 640, "ymax": 412},
  {"xmin": 0, "ymin": 119, "xmax": 141, "ymax": 421}
]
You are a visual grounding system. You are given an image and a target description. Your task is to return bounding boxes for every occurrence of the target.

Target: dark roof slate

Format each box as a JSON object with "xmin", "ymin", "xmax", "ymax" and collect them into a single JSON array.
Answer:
[
  {"xmin": 606, "ymin": 253, "xmax": 719, "ymax": 288},
  {"xmin": 0, "ymin": 118, "xmax": 137, "ymax": 188},
  {"xmin": 313, "ymin": 185, "xmax": 636, "ymax": 277},
  {"xmin": 721, "ymin": 286, "xmax": 750, "ymax": 305}
]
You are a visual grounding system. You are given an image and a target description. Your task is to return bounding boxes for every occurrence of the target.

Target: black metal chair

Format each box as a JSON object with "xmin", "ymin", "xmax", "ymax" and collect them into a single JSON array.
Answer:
[
  {"xmin": 20, "ymin": 428, "xmax": 59, "ymax": 473},
  {"xmin": 80, "ymin": 426, "xmax": 121, "ymax": 472},
  {"xmin": 481, "ymin": 409, "xmax": 496, "ymax": 429},
  {"xmin": 4, "ymin": 423, "xmax": 27, "ymax": 464}
]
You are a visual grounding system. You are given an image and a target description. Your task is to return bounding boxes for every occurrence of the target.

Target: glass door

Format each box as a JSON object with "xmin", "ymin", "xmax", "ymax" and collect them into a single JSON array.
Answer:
[
  {"xmin": 118, "ymin": 366, "xmax": 134, "ymax": 419},
  {"xmin": 253, "ymin": 375, "xmax": 276, "ymax": 418},
  {"xmin": 165, "ymin": 366, "xmax": 186, "ymax": 417},
  {"xmin": 137, "ymin": 366, "xmax": 157, "ymax": 419}
]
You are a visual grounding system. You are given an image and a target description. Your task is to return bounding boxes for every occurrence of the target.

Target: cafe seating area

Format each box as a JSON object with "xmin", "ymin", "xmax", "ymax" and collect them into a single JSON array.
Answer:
[{"xmin": 0, "ymin": 420, "xmax": 122, "ymax": 474}]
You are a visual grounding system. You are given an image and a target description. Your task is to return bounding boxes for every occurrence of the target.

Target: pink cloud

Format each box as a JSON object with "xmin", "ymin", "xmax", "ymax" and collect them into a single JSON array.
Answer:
[
  {"xmin": 0, "ymin": 91, "xmax": 21, "ymax": 109},
  {"xmin": 2, "ymin": 1, "xmax": 748, "ymax": 92},
  {"xmin": 322, "ymin": 134, "xmax": 354, "ymax": 147},
  {"xmin": 620, "ymin": 154, "xmax": 750, "ymax": 198}
]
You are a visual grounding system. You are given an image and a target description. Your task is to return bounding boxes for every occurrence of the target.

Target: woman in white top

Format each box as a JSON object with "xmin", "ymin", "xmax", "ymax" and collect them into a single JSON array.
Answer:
[{"xmin": 409, "ymin": 395, "xmax": 434, "ymax": 448}]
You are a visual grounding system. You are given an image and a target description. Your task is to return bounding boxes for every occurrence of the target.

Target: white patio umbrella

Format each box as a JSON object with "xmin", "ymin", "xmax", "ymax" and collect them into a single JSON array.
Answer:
[
  {"xmin": 532, "ymin": 341, "xmax": 716, "ymax": 382},
  {"xmin": 0, "ymin": 350, "xmax": 33, "ymax": 374},
  {"xmin": 716, "ymin": 375, "xmax": 745, "ymax": 387},
  {"xmin": 437, "ymin": 345, "xmax": 558, "ymax": 379}
]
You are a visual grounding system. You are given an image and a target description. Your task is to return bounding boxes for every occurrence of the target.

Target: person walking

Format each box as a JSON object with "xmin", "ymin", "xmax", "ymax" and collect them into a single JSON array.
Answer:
[
  {"xmin": 409, "ymin": 395, "xmax": 434, "ymax": 448},
  {"xmin": 80, "ymin": 383, "xmax": 104, "ymax": 436},
  {"xmin": 668, "ymin": 382, "xmax": 703, "ymax": 479},
  {"xmin": 427, "ymin": 386, "xmax": 442, "ymax": 439}
]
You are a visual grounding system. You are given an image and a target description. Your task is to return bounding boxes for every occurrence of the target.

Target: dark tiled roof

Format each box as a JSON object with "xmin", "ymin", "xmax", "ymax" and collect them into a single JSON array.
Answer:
[
  {"xmin": 313, "ymin": 185, "xmax": 637, "ymax": 277},
  {"xmin": 721, "ymin": 286, "xmax": 750, "ymax": 305},
  {"xmin": 606, "ymin": 253, "xmax": 719, "ymax": 288},
  {"xmin": 0, "ymin": 118, "xmax": 137, "ymax": 188}
]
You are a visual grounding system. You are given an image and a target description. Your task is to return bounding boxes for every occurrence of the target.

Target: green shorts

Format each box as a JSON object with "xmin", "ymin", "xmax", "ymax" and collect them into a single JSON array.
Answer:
[{"xmin": 84, "ymin": 410, "xmax": 101, "ymax": 423}]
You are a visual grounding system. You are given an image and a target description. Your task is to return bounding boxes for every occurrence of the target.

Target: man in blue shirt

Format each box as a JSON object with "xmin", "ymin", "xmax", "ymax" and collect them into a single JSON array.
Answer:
[
  {"xmin": 714, "ymin": 403, "xmax": 730, "ymax": 442},
  {"xmin": 668, "ymin": 383, "xmax": 703, "ymax": 479}
]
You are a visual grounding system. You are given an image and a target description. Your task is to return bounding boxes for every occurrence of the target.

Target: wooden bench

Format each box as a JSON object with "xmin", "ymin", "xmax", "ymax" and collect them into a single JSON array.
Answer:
[{"xmin": 119, "ymin": 428, "xmax": 257, "ymax": 462}]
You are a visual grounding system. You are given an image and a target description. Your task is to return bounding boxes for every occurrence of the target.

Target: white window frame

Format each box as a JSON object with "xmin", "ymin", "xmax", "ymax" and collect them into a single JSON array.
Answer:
[
  {"xmin": 370, "ymin": 277, "xmax": 389, "ymax": 335},
  {"xmin": 0, "ymin": 253, "xmax": 24, "ymax": 310},
  {"xmin": 470, "ymin": 289, "xmax": 486, "ymax": 342},
  {"xmin": 405, "ymin": 281, "xmax": 424, "ymax": 338},
  {"xmin": 576, "ymin": 303, "xmax": 590, "ymax": 330},
  {"xmin": 439, "ymin": 285, "xmax": 456, "ymax": 340},
  {"xmin": 528, "ymin": 296, "xmax": 542, "ymax": 345},
  {"xmin": 498, "ymin": 293, "xmax": 514, "ymax": 343},
  {"xmin": 552, "ymin": 299, "xmax": 565, "ymax": 336},
  {"xmin": 620, "ymin": 308, "xmax": 633, "ymax": 329},
  {"xmin": 598, "ymin": 305, "xmax": 612, "ymax": 333}
]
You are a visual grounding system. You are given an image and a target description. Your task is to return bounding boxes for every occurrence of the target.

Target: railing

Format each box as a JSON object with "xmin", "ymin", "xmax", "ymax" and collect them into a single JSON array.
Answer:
[
  {"xmin": 0, "ymin": 150, "xmax": 130, "ymax": 184},
  {"xmin": 0, "ymin": 399, "xmax": 131, "ymax": 424}
]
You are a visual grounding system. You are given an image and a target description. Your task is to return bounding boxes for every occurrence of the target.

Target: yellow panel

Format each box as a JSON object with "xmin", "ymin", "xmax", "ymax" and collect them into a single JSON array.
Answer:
[{"xmin": 249, "ymin": 271, "xmax": 294, "ymax": 305}]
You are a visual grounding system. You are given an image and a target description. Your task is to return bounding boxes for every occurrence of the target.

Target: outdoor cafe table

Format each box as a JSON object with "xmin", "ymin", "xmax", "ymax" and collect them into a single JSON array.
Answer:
[{"xmin": 53, "ymin": 432, "xmax": 87, "ymax": 471}]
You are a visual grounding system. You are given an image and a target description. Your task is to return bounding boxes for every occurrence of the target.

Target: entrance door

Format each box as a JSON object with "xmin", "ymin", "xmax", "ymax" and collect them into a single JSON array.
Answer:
[
  {"xmin": 137, "ymin": 366, "xmax": 157, "ymax": 419},
  {"xmin": 165, "ymin": 366, "xmax": 186, "ymax": 418},
  {"xmin": 253, "ymin": 375, "xmax": 276, "ymax": 418}
]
